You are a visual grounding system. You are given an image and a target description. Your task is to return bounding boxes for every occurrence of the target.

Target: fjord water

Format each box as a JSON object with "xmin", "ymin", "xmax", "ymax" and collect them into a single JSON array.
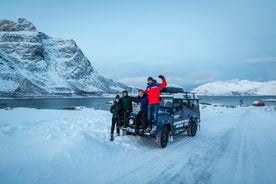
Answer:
[
  {"xmin": 0, "ymin": 97, "xmax": 113, "ymax": 110},
  {"xmin": 200, "ymin": 96, "xmax": 276, "ymax": 106},
  {"xmin": 0, "ymin": 96, "xmax": 275, "ymax": 110}
]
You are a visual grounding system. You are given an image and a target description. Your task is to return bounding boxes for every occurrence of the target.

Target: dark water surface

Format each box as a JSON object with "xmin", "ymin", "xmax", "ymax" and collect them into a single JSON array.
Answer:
[
  {"xmin": 0, "ymin": 96, "xmax": 275, "ymax": 110},
  {"xmin": 0, "ymin": 97, "xmax": 113, "ymax": 110}
]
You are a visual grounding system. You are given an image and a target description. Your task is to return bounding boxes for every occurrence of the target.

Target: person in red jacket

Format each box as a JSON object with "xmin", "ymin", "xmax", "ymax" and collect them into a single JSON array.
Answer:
[{"xmin": 145, "ymin": 75, "xmax": 167, "ymax": 132}]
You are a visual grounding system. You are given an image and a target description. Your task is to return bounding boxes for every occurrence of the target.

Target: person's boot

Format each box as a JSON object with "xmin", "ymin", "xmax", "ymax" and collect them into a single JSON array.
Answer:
[
  {"xmin": 146, "ymin": 126, "xmax": 151, "ymax": 132},
  {"xmin": 116, "ymin": 128, "xmax": 120, "ymax": 136},
  {"xmin": 110, "ymin": 134, "xmax": 114, "ymax": 141},
  {"xmin": 151, "ymin": 125, "xmax": 157, "ymax": 133}
]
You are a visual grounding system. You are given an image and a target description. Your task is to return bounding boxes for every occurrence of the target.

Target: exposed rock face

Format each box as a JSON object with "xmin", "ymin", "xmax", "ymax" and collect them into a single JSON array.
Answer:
[
  {"xmin": 0, "ymin": 18, "xmax": 37, "ymax": 32},
  {"xmin": 0, "ymin": 18, "xmax": 130, "ymax": 97}
]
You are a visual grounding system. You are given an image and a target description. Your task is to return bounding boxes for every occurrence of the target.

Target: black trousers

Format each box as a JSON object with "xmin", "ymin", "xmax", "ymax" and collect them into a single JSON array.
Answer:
[
  {"xmin": 111, "ymin": 117, "xmax": 120, "ymax": 135},
  {"xmin": 135, "ymin": 110, "xmax": 148, "ymax": 132},
  {"xmin": 123, "ymin": 110, "xmax": 131, "ymax": 127}
]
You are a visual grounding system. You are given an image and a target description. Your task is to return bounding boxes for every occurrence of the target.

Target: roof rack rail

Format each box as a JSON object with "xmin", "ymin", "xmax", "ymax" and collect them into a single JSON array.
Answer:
[
  {"xmin": 183, "ymin": 92, "xmax": 197, "ymax": 99},
  {"xmin": 161, "ymin": 87, "xmax": 184, "ymax": 93}
]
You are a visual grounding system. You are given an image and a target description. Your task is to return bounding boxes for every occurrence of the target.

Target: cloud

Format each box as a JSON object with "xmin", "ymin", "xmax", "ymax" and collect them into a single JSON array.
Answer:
[
  {"xmin": 118, "ymin": 70, "xmax": 221, "ymax": 90},
  {"xmin": 243, "ymin": 57, "xmax": 276, "ymax": 80},
  {"xmin": 243, "ymin": 57, "xmax": 276, "ymax": 64},
  {"xmin": 180, "ymin": 70, "xmax": 221, "ymax": 85},
  {"xmin": 118, "ymin": 76, "xmax": 148, "ymax": 89}
]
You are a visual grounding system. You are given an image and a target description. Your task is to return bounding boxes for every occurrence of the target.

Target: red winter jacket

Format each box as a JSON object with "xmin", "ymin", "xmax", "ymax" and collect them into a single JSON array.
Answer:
[{"xmin": 145, "ymin": 77, "xmax": 167, "ymax": 105}]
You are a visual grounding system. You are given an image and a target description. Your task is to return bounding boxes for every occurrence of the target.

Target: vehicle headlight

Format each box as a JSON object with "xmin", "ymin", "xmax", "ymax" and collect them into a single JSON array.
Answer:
[{"xmin": 129, "ymin": 118, "xmax": 135, "ymax": 125}]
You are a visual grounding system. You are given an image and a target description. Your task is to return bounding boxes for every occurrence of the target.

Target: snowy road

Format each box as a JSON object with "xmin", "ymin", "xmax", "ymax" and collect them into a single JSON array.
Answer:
[
  {"xmin": 0, "ymin": 106, "xmax": 276, "ymax": 184},
  {"xmin": 106, "ymin": 106, "xmax": 276, "ymax": 184}
]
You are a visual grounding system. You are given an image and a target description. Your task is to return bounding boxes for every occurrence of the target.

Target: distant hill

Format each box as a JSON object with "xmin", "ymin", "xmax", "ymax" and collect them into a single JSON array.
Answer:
[
  {"xmin": 192, "ymin": 80, "xmax": 276, "ymax": 96},
  {"xmin": 0, "ymin": 18, "xmax": 131, "ymax": 97}
]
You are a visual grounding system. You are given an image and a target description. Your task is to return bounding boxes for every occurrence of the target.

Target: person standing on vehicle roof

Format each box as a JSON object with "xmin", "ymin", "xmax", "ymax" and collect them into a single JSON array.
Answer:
[
  {"xmin": 132, "ymin": 89, "xmax": 148, "ymax": 135},
  {"xmin": 145, "ymin": 75, "xmax": 167, "ymax": 132},
  {"xmin": 120, "ymin": 90, "xmax": 135, "ymax": 128},
  {"xmin": 109, "ymin": 95, "xmax": 122, "ymax": 141}
]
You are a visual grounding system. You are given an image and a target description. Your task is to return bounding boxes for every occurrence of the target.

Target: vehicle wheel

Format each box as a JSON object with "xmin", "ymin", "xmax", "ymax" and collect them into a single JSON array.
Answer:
[
  {"xmin": 187, "ymin": 121, "xmax": 197, "ymax": 137},
  {"xmin": 156, "ymin": 126, "xmax": 169, "ymax": 148}
]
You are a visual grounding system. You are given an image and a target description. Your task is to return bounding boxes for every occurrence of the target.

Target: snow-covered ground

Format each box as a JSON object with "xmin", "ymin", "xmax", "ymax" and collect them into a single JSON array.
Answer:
[{"xmin": 0, "ymin": 105, "xmax": 276, "ymax": 184}]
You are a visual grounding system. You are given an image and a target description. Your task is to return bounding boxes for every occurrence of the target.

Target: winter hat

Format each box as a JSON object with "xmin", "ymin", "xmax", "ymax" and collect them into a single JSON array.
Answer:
[
  {"xmin": 115, "ymin": 95, "xmax": 120, "ymax": 99},
  {"xmin": 148, "ymin": 77, "xmax": 153, "ymax": 81},
  {"xmin": 122, "ymin": 90, "xmax": 128, "ymax": 95}
]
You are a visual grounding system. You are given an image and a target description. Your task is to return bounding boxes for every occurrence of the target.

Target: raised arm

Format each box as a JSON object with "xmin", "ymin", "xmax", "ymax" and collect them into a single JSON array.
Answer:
[{"xmin": 157, "ymin": 75, "xmax": 167, "ymax": 89}]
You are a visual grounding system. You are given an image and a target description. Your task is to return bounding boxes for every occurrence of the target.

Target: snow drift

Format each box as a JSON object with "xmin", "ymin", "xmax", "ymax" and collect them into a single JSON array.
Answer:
[{"xmin": 1, "ymin": 105, "xmax": 276, "ymax": 184}]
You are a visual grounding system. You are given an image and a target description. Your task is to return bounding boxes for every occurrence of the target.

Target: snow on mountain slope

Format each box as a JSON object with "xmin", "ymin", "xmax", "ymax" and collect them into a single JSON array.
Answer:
[
  {"xmin": 0, "ymin": 18, "xmax": 130, "ymax": 97},
  {"xmin": 0, "ymin": 105, "xmax": 276, "ymax": 184},
  {"xmin": 192, "ymin": 80, "xmax": 276, "ymax": 96}
]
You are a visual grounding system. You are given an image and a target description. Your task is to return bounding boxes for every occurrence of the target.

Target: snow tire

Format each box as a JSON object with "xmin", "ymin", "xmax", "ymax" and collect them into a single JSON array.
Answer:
[
  {"xmin": 187, "ymin": 120, "xmax": 197, "ymax": 137},
  {"xmin": 156, "ymin": 125, "xmax": 169, "ymax": 148}
]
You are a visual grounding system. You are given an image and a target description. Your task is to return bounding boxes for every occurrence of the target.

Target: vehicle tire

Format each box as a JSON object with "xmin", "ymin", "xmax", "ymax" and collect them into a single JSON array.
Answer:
[
  {"xmin": 156, "ymin": 125, "xmax": 169, "ymax": 148},
  {"xmin": 187, "ymin": 120, "xmax": 197, "ymax": 137}
]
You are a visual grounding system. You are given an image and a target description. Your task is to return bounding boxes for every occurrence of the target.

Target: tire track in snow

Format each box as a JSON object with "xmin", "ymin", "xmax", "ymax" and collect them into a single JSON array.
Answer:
[
  {"xmin": 209, "ymin": 107, "xmax": 276, "ymax": 184},
  {"xmin": 106, "ymin": 107, "xmax": 242, "ymax": 184}
]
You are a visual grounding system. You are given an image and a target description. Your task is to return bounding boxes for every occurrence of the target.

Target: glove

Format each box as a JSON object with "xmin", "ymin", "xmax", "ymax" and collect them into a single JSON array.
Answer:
[{"xmin": 158, "ymin": 75, "xmax": 164, "ymax": 79}]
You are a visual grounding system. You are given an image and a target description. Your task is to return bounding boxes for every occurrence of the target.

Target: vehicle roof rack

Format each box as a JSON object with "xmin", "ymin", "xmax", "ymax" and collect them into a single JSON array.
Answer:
[
  {"xmin": 161, "ymin": 87, "xmax": 184, "ymax": 93},
  {"xmin": 160, "ymin": 87, "xmax": 198, "ymax": 99},
  {"xmin": 183, "ymin": 91, "xmax": 196, "ymax": 99}
]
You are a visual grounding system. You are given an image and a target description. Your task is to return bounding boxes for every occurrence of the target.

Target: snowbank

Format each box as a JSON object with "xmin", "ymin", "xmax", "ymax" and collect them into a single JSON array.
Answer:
[{"xmin": 0, "ymin": 106, "xmax": 276, "ymax": 184}]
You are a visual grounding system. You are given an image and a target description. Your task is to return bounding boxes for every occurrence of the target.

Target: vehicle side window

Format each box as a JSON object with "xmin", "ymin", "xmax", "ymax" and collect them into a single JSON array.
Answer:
[
  {"xmin": 161, "ymin": 98, "xmax": 173, "ymax": 108},
  {"xmin": 182, "ymin": 100, "xmax": 188, "ymax": 109},
  {"xmin": 194, "ymin": 100, "xmax": 199, "ymax": 109},
  {"xmin": 173, "ymin": 99, "xmax": 181, "ymax": 112},
  {"xmin": 189, "ymin": 100, "xmax": 198, "ymax": 109}
]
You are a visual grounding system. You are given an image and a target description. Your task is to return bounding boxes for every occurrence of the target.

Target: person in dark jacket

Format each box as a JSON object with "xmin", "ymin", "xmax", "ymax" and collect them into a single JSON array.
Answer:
[
  {"xmin": 132, "ymin": 89, "xmax": 148, "ymax": 134},
  {"xmin": 110, "ymin": 95, "xmax": 122, "ymax": 141},
  {"xmin": 120, "ymin": 90, "xmax": 135, "ymax": 128},
  {"xmin": 145, "ymin": 75, "xmax": 167, "ymax": 132}
]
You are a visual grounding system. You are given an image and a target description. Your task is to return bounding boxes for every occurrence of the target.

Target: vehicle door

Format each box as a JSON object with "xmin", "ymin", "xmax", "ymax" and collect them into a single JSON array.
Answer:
[
  {"xmin": 172, "ymin": 99, "xmax": 186, "ymax": 129},
  {"xmin": 181, "ymin": 99, "xmax": 191, "ymax": 126},
  {"xmin": 189, "ymin": 99, "xmax": 200, "ymax": 119}
]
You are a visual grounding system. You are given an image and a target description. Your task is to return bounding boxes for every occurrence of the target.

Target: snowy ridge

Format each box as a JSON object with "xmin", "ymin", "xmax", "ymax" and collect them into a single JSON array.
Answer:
[
  {"xmin": 192, "ymin": 79, "xmax": 276, "ymax": 96},
  {"xmin": 0, "ymin": 18, "xmax": 130, "ymax": 97}
]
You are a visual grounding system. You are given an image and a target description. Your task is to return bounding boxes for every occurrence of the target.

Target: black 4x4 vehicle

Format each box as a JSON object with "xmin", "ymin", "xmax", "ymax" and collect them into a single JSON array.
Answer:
[{"xmin": 123, "ymin": 87, "xmax": 201, "ymax": 148}]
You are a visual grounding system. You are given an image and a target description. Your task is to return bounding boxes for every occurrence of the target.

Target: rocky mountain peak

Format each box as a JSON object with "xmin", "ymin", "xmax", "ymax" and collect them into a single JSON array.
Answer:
[
  {"xmin": 0, "ymin": 18, "xmax": 131, "ymax": 97},
  {"xmin": 0, "ymin": 18, "xmax": 37, "ymax": 32}
]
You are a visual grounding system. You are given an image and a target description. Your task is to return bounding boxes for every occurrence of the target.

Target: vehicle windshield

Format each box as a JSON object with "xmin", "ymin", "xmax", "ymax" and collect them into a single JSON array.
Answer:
[{"xmin": 160, "ymin": 97, "xmax": 173, "ymax": 109}]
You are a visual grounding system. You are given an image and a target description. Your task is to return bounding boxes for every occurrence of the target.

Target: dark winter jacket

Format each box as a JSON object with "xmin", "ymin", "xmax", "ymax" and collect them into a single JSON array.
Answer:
[
  {"xmin": 110, "ymin": 101, "xmax": 122, "ymax": 118},
  {"xmin": 133, "ymin": 94, "xmax": 148, "ymax": 111},
  {"xmin": 146, "ymin": 79, "xmax": 161, "ymax": 90},
  {"xmin": 145, "ymin": 77, "xmax": 167, "ymax": 105},
  {"xmin": 120, "ymin": 91, "xmax": 135, "ymax": 112}
]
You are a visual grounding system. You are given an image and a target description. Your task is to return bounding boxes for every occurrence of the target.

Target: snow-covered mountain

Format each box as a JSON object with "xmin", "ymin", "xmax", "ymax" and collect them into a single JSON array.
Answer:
[
  {"xmin": 0, "ymin": 18, "xmax": 131, "ymax": 97},
  {"xmin": 192, "ymin": 80, "xmax": 276, "ymax": 96}
]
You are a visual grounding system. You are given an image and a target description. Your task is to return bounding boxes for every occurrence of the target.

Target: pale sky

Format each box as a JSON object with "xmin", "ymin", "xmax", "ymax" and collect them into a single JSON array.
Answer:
[{"xmin": 1, "ymin": 0, "xmax": 276, "ymax": 89}]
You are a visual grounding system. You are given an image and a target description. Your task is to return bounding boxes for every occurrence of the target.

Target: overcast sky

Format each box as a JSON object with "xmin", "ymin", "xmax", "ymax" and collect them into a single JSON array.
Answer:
[{"xmin": 1, "ymin": 0, "xmax": 276, "ymax": 89}]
